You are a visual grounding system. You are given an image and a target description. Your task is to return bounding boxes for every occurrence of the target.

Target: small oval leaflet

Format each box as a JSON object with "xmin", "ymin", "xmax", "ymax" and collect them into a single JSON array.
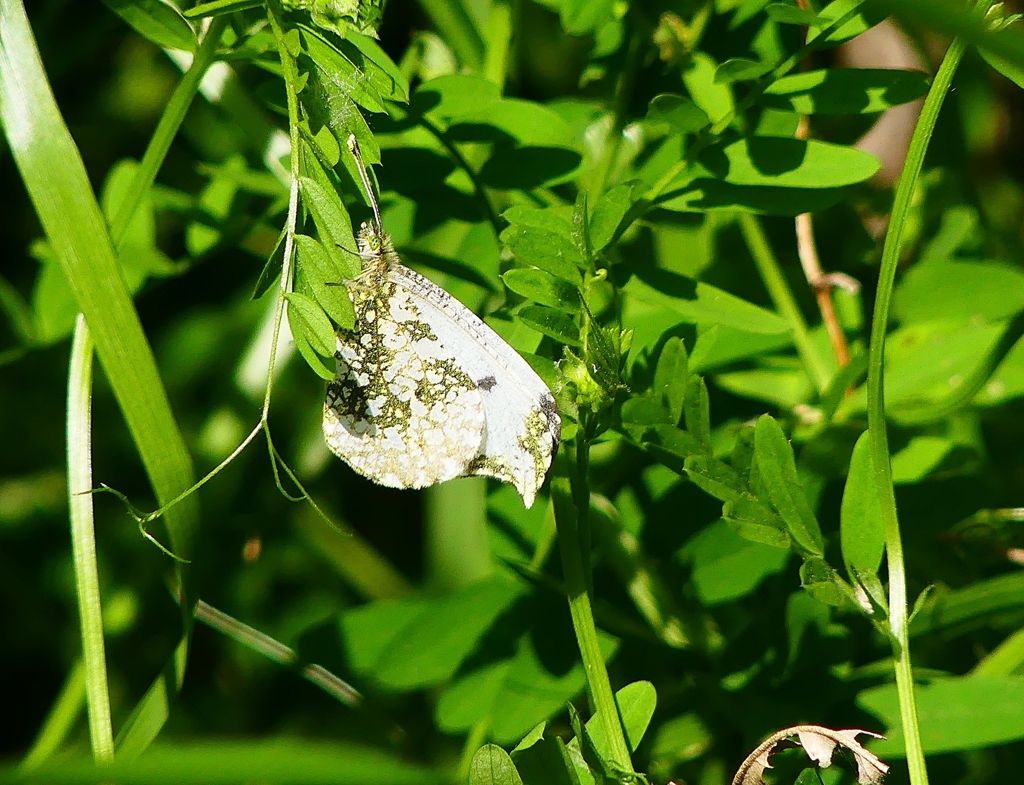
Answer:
[{"xmin": 322, "ymin": 136, "xmax": 561, "ymax": 508}]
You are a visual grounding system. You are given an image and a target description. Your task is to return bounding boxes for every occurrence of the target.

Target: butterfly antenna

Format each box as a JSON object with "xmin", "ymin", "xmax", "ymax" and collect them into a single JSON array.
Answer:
[{"xmin": 347, "ymin": 134, "xmax": 383, "ymax": 235}]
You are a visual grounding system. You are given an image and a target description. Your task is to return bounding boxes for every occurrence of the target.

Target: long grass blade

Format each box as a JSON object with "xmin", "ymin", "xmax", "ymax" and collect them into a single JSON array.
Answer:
[{"xmin": 0, "ymin": 0, "xmax": 200, "ymax": 758}]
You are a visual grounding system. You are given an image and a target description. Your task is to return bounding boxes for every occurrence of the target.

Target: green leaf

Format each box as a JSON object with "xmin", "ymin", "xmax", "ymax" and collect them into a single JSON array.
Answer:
[
  {"xmin": 714, "ymin": 58, "xmax": 773, "ymax": 83},
  {"xmin": 294, "ymin": 234, "xmax": 356, "ymax": 329},
  {"xmin": 660, "ymin": 180, "xmax": 853, "ymax": 216},
  {"xmin": 589, "ymin": 183, "xmax": 636, "ymax": 251},
  {"xmin": 723, "ymin": 496, "xmax": 791, "ymax": 549},
  {"xmin": 807, "ymin": 0, "xmax": 882, "ymax": 46},
  {"xmin": 301, "ymin": 0, "xmax": 386, "ymax": 39},
  {"xmin": 890, "ymin": 436, "xmax": 954, "ymax": 485},
  {"xmin": 502, "ymin": 268, "xmax": 580, "ymax": 312},
  {"xmin": 981, "ymin": 45, "xmax": 1024, "ymax": 90},
  {"xmin": 342, "ymin": 579, "xmax": 523, "ymax": 690},
  {"xmin": 471, "ymin": 744, "xmax": 525, "ymax": 785},
  {"xmin": 302, "ymin": 67, "xmax": 380, "ymax": 182},
  {"xmin": 894, "ymin": 257, "xmax": 1024, "ymax": 323},
  {"xmin": 252, "ymin": 227, "xmax": 287, "ymax": 300},
  {"xmin": 623, "ymin": 268, "xmax": 789, "ymax": 334},
  {"xmin": 652, "ymin": 336, "xmax": 689, "ymax": 425},
  {"xmin": 30, "ymin": 242, "xmax": 85, "ymax": 344},
  {"xmin": 285, "ymin": 292, "xmax": 336, "ymax": 357},
  {"xmin": 909, "ymin": 572, "xmax": 1024, "ymax": 638},
  {"xmin": 840, "ymin": 432, "xmax": 885, "ymax": 578},
  {"xmin": 699, "ymin": 137, "xmax": 880, "ymax": 188},
  {"xmin": 683, "ymin": 376, "xmax": 711, "ymax": 454},
  {"xmin": 515, "ymin": 305, "xmax": 582, "ymax": 347},
  {"xmin": 859, "ymin": 676, "xmax": 1024, "ymax": 755},
  {"xmin": 300, "ymin": 26, "xmax": 386, "ymax": 114},
  {"xmin": 633, "ymin": 424, "xmax": 705, "ymax": 473},
  {"xmin": 502, "ymin": 226, "xmax": 584, "ymax": 285},
  {"xmin": 800, "ymin": 557, "xmax": 858, "ymax": 608},
  {"xmin": 568, "ymin": 703, "xmax": 610, "ymax": 781},
  {"xmin": 765, "ymin": 2, "xmax": 821, "ymax": 25},
  {"xmin": 647, "ymin": 94, "xmax": 711, "ymax": 134},
  {"xmin": 513, "ymin": 724, "xmax": 547, "ymax": 753},
  {"xmin": 754, "ymin": 415, "xmax": 824, "ymax": 555},
  {"xmin": 584, "ymin": 681, "xmax": 657, "ymax": 755},
  {"xmin": 679, "ymin": 519, "xmax": 790, "ymax": 606},
  {"xmin": 437, "ymin": 632, "xmax": 618, "ymax": 744},
  {"xmin": 559, "ymin": 0, "xmax": 616, "ymax": 35},
  {"xmin": 684, "ymin": 455, "xmax": 748, "ymax": 503},
  {"xmin": 479, "ymin": 146, "xmax": 582, "ymax": 190},
  {"xmin": 682, "ymin": 52, "xmax": 734, "ymax": 124},
  {"xmin": 299, "ymin": 176, "xmax": 360, "ymax": 279},
  {"xmin": 101, "ymin": 0, "xmax": 196, "ymax": 52},
  {"xmin": 342, "ymin": 30, "xmax": 410, "ymax": 103},
  {"xmin": 714, "ymin": 365, "xmax": 813, "ymax": 409},
  {"xmin": 184, "ymin": 0, "xmax": 263, "ymax": 19},
  {"xmin": 451, "ymin": 99, "xmax": 577, "ymax": 149},
  {"xmin": 620, "ymin": 396, "xmax": 675, "ymax": 429},
  {"xmin": 416, "ymin": 74, "xmax": 501, "ymax": 120},
  {"xmin": 762, "ymin": 68, "xmax": 931, "ymax": 114}
]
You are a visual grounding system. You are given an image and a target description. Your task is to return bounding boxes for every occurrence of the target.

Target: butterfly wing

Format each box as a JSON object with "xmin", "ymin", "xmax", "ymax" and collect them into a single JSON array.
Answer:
[
  {"xmin": 390, "ymin": 265, "xmax": 561, "ymax": 508},
  {"xmin": 323, "ymin": 275, "xmax": 487, "ymax": 489}
]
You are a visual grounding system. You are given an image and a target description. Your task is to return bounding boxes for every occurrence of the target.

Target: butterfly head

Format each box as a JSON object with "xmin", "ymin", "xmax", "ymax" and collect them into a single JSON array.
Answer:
[{"xmin": 355, "ymin": 221, "xmax": 399, "ymax": 276}]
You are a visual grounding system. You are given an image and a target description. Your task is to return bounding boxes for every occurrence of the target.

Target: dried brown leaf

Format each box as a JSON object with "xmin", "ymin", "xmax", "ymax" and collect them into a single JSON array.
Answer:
[{"xmin": 731, "ymin": 725, "xmax": 889, "ymax": 785}]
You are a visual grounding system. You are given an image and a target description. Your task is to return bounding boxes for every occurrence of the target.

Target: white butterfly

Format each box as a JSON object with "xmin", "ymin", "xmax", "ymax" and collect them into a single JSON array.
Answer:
[{"xmin": 321, "ymin": 138, "xmax": 560, "ymax": 508}]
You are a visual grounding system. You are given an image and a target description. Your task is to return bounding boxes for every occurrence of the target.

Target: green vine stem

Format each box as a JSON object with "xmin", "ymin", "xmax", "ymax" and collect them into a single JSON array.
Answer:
[
  {"xmin": 552, "ymin": 447, "xmax": 634, "ymax": 775},
  {"xmin": 109, "ymin": 16, "xmax": 228, "ymax": 248},
  {"xmin": 263, "ymin": 0, "xmax": 303, "ymax": 419},
  {"xmin": 738, "ymin": 213, "xmax": 830, "ymax": 393},
  {"xmin": 67, "ymin": 316, "xmax": 114, "ymax": 763},
  {"xmin": 867, "ymin": 19, "xmax": 980, "ymax": 785}
]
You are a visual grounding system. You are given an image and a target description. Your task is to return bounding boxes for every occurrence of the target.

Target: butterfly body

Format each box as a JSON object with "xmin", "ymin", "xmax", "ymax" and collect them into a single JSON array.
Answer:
[{"xmin": 323, "ymin": 224, "xmax": 560, "ymax": 507}]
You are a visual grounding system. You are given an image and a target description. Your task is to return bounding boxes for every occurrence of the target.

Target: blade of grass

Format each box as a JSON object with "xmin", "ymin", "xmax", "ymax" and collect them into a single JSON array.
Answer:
[
  {"xmin": 865, "ymin": 11, "xmax": 986, "ymax": 783},
  {"xmin": 67, "ymin": 316, "xmax": 113, "ymax": 762},
  {"xmin": 18, "ymin": 661, "xmax": 86, "ymax": 773},
  {"xmin": 0, "ymin": 0, "xmax": 200, "ymax": 757},
  {"xmin": 0, "ymin": 0, "xmax": 198, "ymax": 574}
]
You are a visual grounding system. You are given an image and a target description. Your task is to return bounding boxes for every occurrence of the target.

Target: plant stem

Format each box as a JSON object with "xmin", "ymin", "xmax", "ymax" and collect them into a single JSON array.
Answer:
[
  {"xmin": 192, "ymin": 600, "xmax": 361, "ymax": 706},
  {"xmin": 109, "ymin": 16, "xmax": 227, "ymax": 248},
  {"xmin": 264, "ymin": 0, "xmax": 303, "ymax": 420},
  {"xmin": 867, "ymin": 23, "xmax": 977, "ymax": 785},
  {"xmin": 738, "ymin": 213, "xmax": 830, "ymax": 393},
  {"xmin": 552, "ymin": 460, "xmax": 633, "ymax": 774},
  {"xmin": 67, "ymin": 316, "xmax": 114, "ymax": 763}
]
